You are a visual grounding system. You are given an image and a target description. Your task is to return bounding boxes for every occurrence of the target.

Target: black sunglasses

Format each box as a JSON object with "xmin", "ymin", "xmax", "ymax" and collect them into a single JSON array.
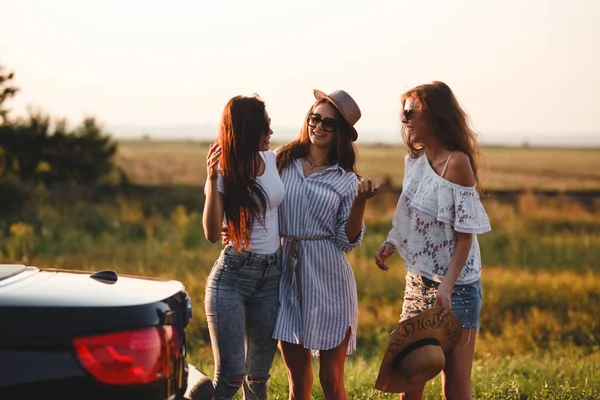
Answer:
[
  {"xmin": 401, "ymin": 108, "xmax": 420, "ymax": 123},
  {"xmin": 307, "ymin": 113, "xmax": 338, "ymax": 133}
]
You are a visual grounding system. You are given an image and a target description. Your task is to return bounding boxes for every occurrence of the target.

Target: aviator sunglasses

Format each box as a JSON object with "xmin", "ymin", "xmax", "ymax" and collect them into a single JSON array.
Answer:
[
  {"xmin": 307, "ymin": 113, "xmax": 338, "ymax": 133},
  {"xmin": 401, "ymin": 108, "xmax": 420, "ymax": 123}
]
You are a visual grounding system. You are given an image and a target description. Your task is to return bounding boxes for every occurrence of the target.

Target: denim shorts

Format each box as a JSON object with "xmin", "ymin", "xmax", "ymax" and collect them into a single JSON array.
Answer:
[{"xmin": 400, "ymin": 272, "xmax": 483, "ymax": 329}]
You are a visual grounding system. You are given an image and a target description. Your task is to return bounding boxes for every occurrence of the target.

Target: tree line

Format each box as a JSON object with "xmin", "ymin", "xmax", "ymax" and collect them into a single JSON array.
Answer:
[{"xmin": 0, "ymin": 63, "xmax": 123, "ymax": 186}]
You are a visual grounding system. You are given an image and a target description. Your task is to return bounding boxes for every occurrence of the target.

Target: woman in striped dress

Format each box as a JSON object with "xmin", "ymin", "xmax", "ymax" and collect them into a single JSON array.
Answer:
[{"xmin": 273, "ymin": 89, "xmax": 380, "ymax": 400}]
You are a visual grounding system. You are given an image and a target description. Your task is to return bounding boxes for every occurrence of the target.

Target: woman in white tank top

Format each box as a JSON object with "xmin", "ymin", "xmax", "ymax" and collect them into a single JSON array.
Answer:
[{"xmin": 200, "ymin": 94, "xmax": 285, "ymax": 400}]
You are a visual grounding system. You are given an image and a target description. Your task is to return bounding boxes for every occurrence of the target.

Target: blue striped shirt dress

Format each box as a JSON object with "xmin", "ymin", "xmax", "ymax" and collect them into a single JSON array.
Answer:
[{"xmin": 272, "ymin": 158, "xmax": 364, "ymax": 357}]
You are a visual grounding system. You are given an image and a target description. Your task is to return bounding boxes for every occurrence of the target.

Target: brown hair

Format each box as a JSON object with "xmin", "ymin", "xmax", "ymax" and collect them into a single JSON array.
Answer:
[
  {"xmin": 218, "ymin": 94, "xmax": 269, "ymax": 251},
  {"xmin": 401, "ymin": 81, "xmax": 483, "ymax": 193},
  {"xmin": 276, "ymin": 99, "xmax": 358, "ymax": 173}
]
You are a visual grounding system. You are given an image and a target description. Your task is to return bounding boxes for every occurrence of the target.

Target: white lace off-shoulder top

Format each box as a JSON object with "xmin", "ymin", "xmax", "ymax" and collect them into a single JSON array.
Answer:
[{"xmin": 385, "ymin": 153, "xmax": 491, "ymax": 285}]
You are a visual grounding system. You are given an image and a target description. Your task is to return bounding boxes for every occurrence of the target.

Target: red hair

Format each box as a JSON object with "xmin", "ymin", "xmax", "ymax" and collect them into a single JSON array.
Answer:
[{"xmin": 218, "ymin": 94, "xmax": 269, "ymax": 251}]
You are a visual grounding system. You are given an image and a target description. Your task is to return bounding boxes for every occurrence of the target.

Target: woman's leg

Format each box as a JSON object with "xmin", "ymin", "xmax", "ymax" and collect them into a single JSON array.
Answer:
[
  {"xmin": 318, "ymin": 328, "xmax": 352, "ymax": 400},
  {"xmin": 279, "ymin": 341, "xmax": 314, "ymax": 400},
  {"xmin": 204, "ymin": 266, "xmax": 247, "ymax": 400},
  {"xmin": 399, "ymin": 385, "xmax": 425, "ymax": 400},
  {"xmin": 243, "ymin": 258, "xmax": 281, "ymax": 400},
  {"xmin": 442, "ymin": 277, "xmax": 481, "ymax": 400},
  {"xmin": 441, "ymin": 328, "xmax": 477, "ymax": 400},
  {"xmin": 396, "ymin": 273, "xmax": 435, "ymax": 400}
]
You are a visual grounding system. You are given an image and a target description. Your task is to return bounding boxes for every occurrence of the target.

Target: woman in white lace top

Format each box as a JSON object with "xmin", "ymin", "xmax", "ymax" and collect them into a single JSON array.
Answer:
[{"xmin": 375, "ymin": 81, "xmax": 491, "ymax": 400}]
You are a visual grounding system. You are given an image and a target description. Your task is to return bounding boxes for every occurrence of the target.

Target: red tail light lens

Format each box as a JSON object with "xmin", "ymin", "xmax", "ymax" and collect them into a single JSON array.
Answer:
[{"xmin": 73, "ymin": 326, "xmax": 178, "ymax": 385}]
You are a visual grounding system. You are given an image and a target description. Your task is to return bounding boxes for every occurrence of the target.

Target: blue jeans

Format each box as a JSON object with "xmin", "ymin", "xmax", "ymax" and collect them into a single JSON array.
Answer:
[
  {"xmin": 204, "ymin": 244, "xmax": 281, "ymax": 400},
  {"xmin": 401, "ymin": 272, "xmax": 483, "ymax": 329}
]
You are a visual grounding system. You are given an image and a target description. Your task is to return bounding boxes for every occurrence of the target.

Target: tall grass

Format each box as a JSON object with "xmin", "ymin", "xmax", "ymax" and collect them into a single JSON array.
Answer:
[
  {"xmin": 115, "ymin": 141, "xmax": 600, "ymax": 190},
  {"xmin": 1, "ymin": 187, "xmax": 599, "ymax": 398}
]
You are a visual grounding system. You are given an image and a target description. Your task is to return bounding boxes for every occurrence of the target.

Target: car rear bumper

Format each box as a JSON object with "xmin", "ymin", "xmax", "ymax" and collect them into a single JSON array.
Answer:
[
  {"xmin": 0, "ymin": 362, "xmax": 210, "ymax": 400},
  {"xmin": 1, "ymin": 380, "xmax": 181, "ymax": 400}
]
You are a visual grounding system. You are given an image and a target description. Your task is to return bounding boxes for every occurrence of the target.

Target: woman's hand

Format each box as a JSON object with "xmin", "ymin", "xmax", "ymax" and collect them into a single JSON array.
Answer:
[
  {"xmin": 345, "ymin": 177, "xmax": 381, "ymax": 243},
  {"xmin": 207, "ymin": 143, "xmax": 222, "ymax": 180},
  {"xmin": 202, "ymin": 143, "xmax": 225, "ymax": 243},
  {"xmin": 355, "ymin": 177, "xmax": 380, "ymax": 203},
  {"xmin": 434, "ymin": 282, "xmax": 453, "ymax": 319},
  {"xmin": 221, "ymin": 226, "xmax": 230, "ymax": 246},
  {"xmin": 375, "ymin": 242, "xmax": 395, "ymax": 271}
]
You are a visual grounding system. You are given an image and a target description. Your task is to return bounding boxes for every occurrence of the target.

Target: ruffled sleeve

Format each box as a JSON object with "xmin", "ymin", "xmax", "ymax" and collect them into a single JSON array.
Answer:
[
  {"xmin": 332, "ymin": 174, "xmax": 365, "ymax": 252},
  {"xmin": 436, "ymin": 184, "xmax": 491, "ymax": 234},
  {"xmin": 403, "ymin": 154, "xmax": 491, "ymax": 235}
]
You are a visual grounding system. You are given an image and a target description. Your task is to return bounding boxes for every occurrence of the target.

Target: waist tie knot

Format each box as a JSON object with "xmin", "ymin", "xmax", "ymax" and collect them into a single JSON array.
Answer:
[{"xmin": 284, "ymin": 235, "xmax": 329, "ymax": 301}]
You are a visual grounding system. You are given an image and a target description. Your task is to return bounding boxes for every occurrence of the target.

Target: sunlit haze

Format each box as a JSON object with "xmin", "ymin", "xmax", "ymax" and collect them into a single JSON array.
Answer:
[{"xmin": 2, "ymin": 0, "xmax": 599, "ymax": 145}]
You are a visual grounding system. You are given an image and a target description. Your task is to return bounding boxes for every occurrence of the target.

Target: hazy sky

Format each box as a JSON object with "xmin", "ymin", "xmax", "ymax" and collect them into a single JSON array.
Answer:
[{"xmin": 2, "ymin": 0, "xmax": 599, "ymax": 144}]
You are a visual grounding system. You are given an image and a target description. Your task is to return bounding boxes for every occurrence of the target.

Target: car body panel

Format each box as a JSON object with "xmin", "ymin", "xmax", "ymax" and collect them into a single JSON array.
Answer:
[
  {"xmin": 0, "ymin": 266, "xmax": 185, "ymax": 308},
  {"xmin": 0, "ymin": 265, "xmax": 197, "ymax": 400}
]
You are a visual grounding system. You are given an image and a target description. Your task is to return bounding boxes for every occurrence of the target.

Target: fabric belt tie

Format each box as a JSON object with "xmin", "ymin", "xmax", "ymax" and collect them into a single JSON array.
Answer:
[{"xmin": 284, "ymin": 235, "xmax": 329, "ymax": 301}]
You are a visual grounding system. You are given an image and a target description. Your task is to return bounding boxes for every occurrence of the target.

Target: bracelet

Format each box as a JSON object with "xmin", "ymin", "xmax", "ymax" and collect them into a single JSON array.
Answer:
[{"xmin": 382, "ymin": 240, "xmax": 396, "ymax": 252}]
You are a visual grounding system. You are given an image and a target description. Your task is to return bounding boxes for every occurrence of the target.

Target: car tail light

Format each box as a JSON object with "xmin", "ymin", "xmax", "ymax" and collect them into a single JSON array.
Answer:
[{"xmin": 73, "ymin": 326, "xmax": 179, "ymax": 385}]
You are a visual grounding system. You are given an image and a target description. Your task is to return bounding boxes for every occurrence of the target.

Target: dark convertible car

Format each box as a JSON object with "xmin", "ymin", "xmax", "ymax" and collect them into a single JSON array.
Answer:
[{"xmin": 0, "ymin": 264, "xmax": 213, "ymax": 400}]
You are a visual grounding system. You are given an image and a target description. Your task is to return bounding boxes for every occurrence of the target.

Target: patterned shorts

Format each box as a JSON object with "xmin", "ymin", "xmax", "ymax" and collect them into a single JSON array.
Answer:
[{"xmin": 400, "ymin": 272, "xmax": 483, "ymax": 329}]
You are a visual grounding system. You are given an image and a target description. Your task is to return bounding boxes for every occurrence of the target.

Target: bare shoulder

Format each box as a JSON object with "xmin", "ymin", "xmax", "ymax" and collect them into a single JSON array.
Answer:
[
  {"xmin": 445, "ymin": 151, "xmax": 475, "ymax": 187},
  {"xmin": 273, "ymin": 145, "xmax": 284, "ymax": 155}
]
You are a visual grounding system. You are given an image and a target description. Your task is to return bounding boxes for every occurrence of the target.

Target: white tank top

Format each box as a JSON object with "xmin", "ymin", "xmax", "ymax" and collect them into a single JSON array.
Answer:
[{"xmin": 209, "ymin": 150, "xmax": 285, "ymax": 254}]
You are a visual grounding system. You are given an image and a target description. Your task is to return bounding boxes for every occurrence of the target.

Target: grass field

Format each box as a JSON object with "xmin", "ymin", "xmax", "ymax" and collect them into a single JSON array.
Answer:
[
  {"xmin": 2, "ymin": 142, "xmax": 600, "ymax": 399},
  {"xmin": 116, "ymin": 140, "xmax": 600, "ymax": 191}
]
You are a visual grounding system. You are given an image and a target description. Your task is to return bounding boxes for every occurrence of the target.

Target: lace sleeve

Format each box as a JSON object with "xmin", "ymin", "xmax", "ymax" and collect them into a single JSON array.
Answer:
[
  {"xmin": 437, "ymin": 185, "xmax": 491, "ymax": 234},
  {"xmin": 384, "ymin": 193, "xmax": 410, "ymax": 256},
  {"xmin": 384, "ymin": 154, "xmax": 412, "ymax": 256}
]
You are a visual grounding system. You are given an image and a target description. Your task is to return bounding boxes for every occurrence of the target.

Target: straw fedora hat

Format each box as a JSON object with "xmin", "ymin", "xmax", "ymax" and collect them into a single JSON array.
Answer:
[
  {"xmin": 374, "ymin": 308, "xmax": 462, "ymax": 393},
  {"xmin": 313, "ymin": 89, "xmax": 361, "ymax": 141}
]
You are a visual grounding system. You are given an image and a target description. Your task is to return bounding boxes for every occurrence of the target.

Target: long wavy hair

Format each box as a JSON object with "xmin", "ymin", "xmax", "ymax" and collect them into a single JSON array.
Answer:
[
  {"xmin": 401, "ymin": 81, "xmax": 483, "ymax": 193},
  {"xmin": 276, "ymin": 99, "xmax": 357, "ymax": 173},
  {"xmin": 218, "ymin": 94, "xmax": 269, "ymax": 251}
]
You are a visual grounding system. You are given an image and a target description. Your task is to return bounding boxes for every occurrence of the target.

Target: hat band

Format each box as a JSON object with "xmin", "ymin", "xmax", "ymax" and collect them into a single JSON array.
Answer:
[{"xmin": 391, "ymin": 338, "xmax": 440, "ymax": 370}]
